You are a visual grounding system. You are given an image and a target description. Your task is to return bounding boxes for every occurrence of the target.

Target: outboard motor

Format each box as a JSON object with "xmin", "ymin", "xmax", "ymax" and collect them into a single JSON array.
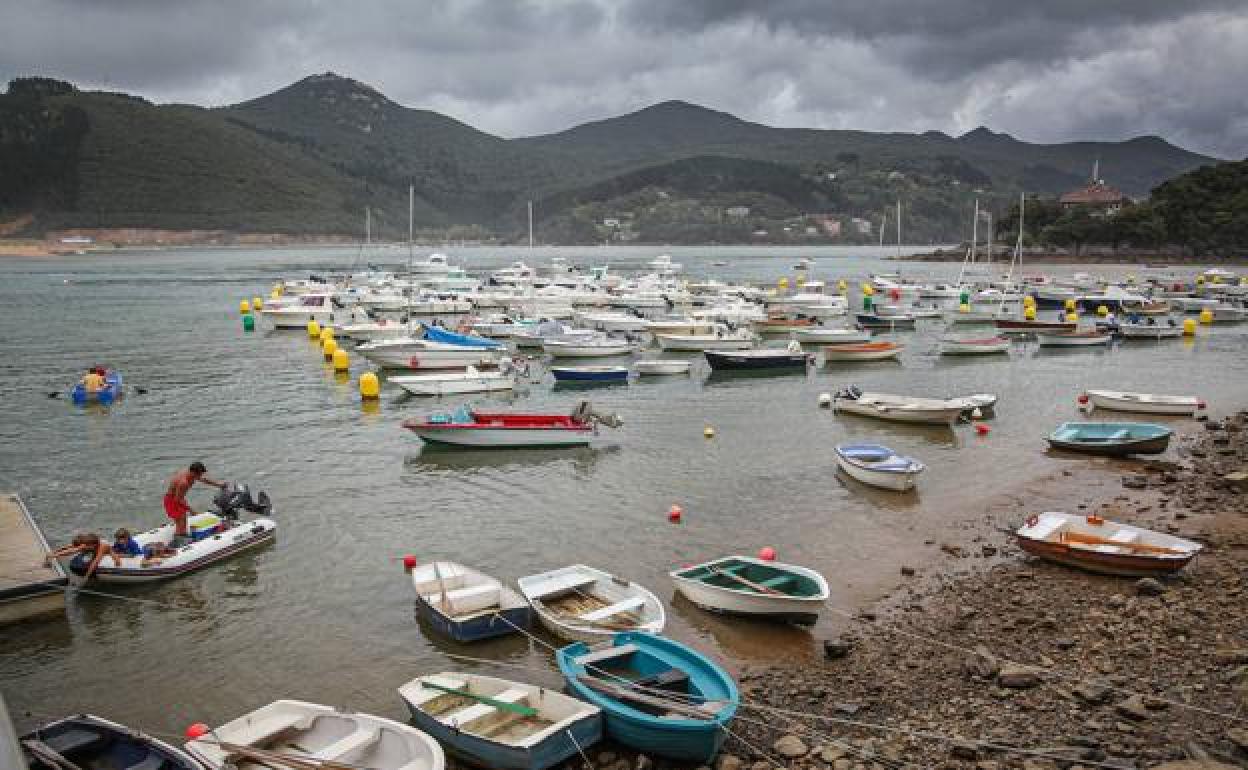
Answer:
[
  {"xmin": 212, "ymin": 482, "xmax": 272, "ymax": 521},
  {"xmin": 834, "ymin": 385, "xmax": 863, "ymax": 401}
]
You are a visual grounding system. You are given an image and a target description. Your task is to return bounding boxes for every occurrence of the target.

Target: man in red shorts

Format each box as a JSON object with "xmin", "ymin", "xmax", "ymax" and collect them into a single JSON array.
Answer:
[{"xmin": 165, "ymin": 461, "xmax": 225, "ymax": 539}]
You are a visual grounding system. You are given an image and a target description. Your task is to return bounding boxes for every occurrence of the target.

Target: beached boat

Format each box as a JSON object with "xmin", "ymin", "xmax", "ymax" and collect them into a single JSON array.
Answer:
[
  {"xmin": 542, "ymin": 336, "xmax": 634, "ymax": 358},
  {"xmin": 550, "ymin": 366, "xmax": 630, "ymax": 383},
  {"xmin": 1015, "ymin": 511, "xmax": 1202, "ymax": 577},
  {"xmin": 833, "ymin": 443, "xmax": 926, "ymax": 491},
  {"xmin": 1117, "ymin": 322, "xmax": 1183, "ymax": 339},
  {"xmin": 633, "ymin": 360, "xmax": 691, "ymax": 376},
  {"xmin": 670, "ymin": 556, "xmax": 829, "ymax": 624},
  {"xmin": 855, "ymin": 313, "xmax": 916, "ymax": 329},
  {"xmin": 939, "ymin": 335, "xmax": 1010, "ymax": 355},
  {"xmin": 24, "ymin": 714, "xmax": 203, "ymax": 770},
  {"xmin": 186, "ymin": 700, "xmax": 445, "ymax": 770},
  {"xmin": 832, "ymin": 388, "xmax": 965, "ymax": 425},
  {"xmin": 792, "ymin": 327, "xmax": 871, "ymax": 344},
  {"xmin": 411, "ymin": 561, "xmax": 531, "ymax": 642},
  {"xmin": 70, "ymin": 369, "xmax": 123, "ymax": 404},
  {"xmin": 517, "ymin": 564, "xmax": 665, "ymax": 643},
  {"xmin": 390, "ymin": 364, "xmax": 518, "ymax": 396},
  {"xmin": 1037, "ymin": 330, "xmax": 1112, "ymax": 347},
  {"xmin": 654, "ymin": 330, "xmax": 755, "ymax": 352},
  {"xmin": 403, "ymin": 402, "xmax": 620, "ymax": 448},
  {"xmin": 556, "ymin": 632, "xmax": 738, "ymax": 763},
  {"xmin": 1046, "ymin": 422, "xmax": 1173, "ymax": 455},
  {"xmin": 703, "ymin": 348, "xmax": 812, "ymax": 371},
  {"xmin": 398, "ymin": 673, "xmax": 602, "ymax": 770},
  {"xmin": 62, "ymin": 483, "xmax": 275, "ymax": 584},
  {"xmin": 822, "ymin": 341, "xmax": 903, "ymax": 362},
  {"xmin": 1082, "ymin": 390, "xmax": 1204, "ymax": 416},
  {"xmin": 994, "ymin": 319, "xmax": 1077, "ymax": 333}
]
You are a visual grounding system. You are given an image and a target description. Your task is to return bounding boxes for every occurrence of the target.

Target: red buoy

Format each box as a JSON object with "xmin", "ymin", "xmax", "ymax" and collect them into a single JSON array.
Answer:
[
  {"xmin": 974, "ymin": 423, "xmax": 991, "ymax": 436},
  {"xmin": 758, "ymin": 546, "xmax": 777, "ymax": 562},
  {"xmin": 1077, "ymin": 393, "xmax": 1089, "ymax": 405},
  {"xmin": 668, "ymin": 504, "xmax": 682, "ymax": 522},
  {"xmin": 1197, "ymin": 400, "xmax": 1207, "ymax": 410},
  {"xmin": 185, "ymin": 723, "xmax": 210, "ymax": 740},
  {"xmin": 402, "ymin": 554, "xmax": 418, "ymax": 571}
]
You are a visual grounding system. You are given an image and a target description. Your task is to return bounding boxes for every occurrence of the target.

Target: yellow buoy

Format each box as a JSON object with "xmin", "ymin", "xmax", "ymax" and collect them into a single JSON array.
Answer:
[
  {"xmin": 270, "ymin": 288, "xmax": 281, "ymax": 300},
  {"xmin": 1024, "ymin": 306, "xmax": 1036, "ymax": 321},
  {"xmin": 1196, "ymin": 275, "xmax": 1205, "ymax": 286},
  {"xmin": 239, "ymin": 299, "xmax": 251, "ymax": 315},
  {"xmin": 958, "ymin": 303, "xmax": 971, "ymax": 313},
  {"xmin": 322, "ymin": 338, "xmax": 338, "ymax": 360},
  {"xmin": 1126, "ymin": 274, "xmax": 1136, "ymax": 284},
  {"xmin": 1064, "ymin": 298, "xmax": 1077, "ymax": 311},
  {"xmin": 1199, "ymin": 308, "xmax": 1214, "ymax": 325},
  {"xmin": 861, "ymin": 283, "xmax": 875, "ymax": 296},
  {"xmin": 320, "ymin": 327, "xmax": 335, "ymax": 344},
  {"xmin": 1022, "ymin": 294, "xmax": 1036, "ymax": 307},
  {"xmin": 1183, "ymin": 318, "xmax": 1197, "ymax": 336},
  {"xmin": 1211, "ymin": 275, "xmax": 1222, "ymax": 285},
  {"xmin": 837, "ymin": 279, "xmax": 848, "ymax": 293},
  {"xmin": 703, "ymin": 425, "xmax": 715, "ymax": 438},
  {"xmin": 778, "ymin": 277, "xmax": 789, "ymax": 290},
  {"xmin": 332, "ymin": 348, "xmax": 349, "ymax": 372},
  {"xmin": 1066, "ymin": 312, "xmax": 1079, "ymax": 323},
  {"xmin": 272, "ymin": 283, "xmax": 284, "ymax": 296},
  {"xmin": 359, "ymin": 371, "xmax": 380, "ymax": 399},
  {"xmin": 307, "ymin": 320, "xmax": 321, "ymax": 338},
  {"xmin": 1096, "ymin": 305, "xmax": 1109, "ymax": 317},
  {"xmin": 252, "ymin": 296, "xmax": 263, "ymax": 311},
  {"xmin": 1240, "ymin": 277, "xmax": 1248, "ymax": 287},
  {"xmin": 795, "ymin": 276, "xmax": 805, "ymax": 287}
]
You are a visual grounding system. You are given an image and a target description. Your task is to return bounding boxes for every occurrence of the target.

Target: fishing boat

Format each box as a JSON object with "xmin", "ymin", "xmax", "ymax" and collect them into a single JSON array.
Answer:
[
  {"xmin": 939, "ymin": 335, "xmax": 1010, "ymax": 355},
  {"xmin": 703, "ymin": 347, "xmax": 812, "ymax": 371},
  {"xmin": 556, "ymin": 632, "xmax": 738, "ymax": 763},
  {"xmin": 633, "ymin": 360, "xmax": 691, "ymax": 376},
  {"xmin": 1117, "ymin": 322, "xmax": 1183, "ymax": 339},
  {"xmin": 1046, "ymin": 422, "xmax": 1173, "ymax": 455},
  {"xmin": 654, "ymin": 330, "xmax": 755, "ymax": 351},
  {"xmin": 411, "ymin": 561, "xmax": 531, "ymax": 642},
  {"xmin": 670, "ymin": 556, "xmax": 829, "ymax": 624},
  {"xmin": 23, "ymin": 714, "xmax": 203, "ymax": 770},
  {"xmin": 398, "ymin": 673, "xmax": 602, "ymax": 770},
  {"xmin": 542, "ymin": 336, "xmax": 633, "ymax": 358},
  {"xmin": 357, "ymin": 339, "xmax": 503, "ymax": 370},
  {"xmin": 1036, "ymin": 330, "xmax": 1112, "ymax": 347},
  {"xmin": 62, "ymin": 483, "xmax": 275, "ymax": 584},
  {"xmin": 833, "ymin": 443, "xmax": 926, "ymax": 491},
  {"xmin": 1015, "ymin": 511, "xmax": 1202, "ymax": 576},
  {"xmin": 70, "ymin": 369, "xmax": 123, "ymax": 404},
  {"xmin": 186, "ymin": 700, "xmax": 445, "ymax": 770},
  {"xmin": 390, "ymin": 363, "xmax": 518, "ymax": 396},
  {"xmin": 855, "ymin": 313, "xmax": 916, "ymax": 329},
  {"xmin": 832, "ymin": 388, "xmax": 965, "ymax": 425},
  {"xmin": 550, "ymin": 366, "xmax": 630, "ymax": 383},
  {"xmin": 792, "ymin": 327, "xmax": 871, "ymax": 344},
  {"xmin": 1082, "ymin": 390, "xmax": 1204, "ymax": 416},
  {"xmin": 753, "ymin": 317, "xmax": 818, "ymax": 334},
  {"xmin": 517, "ymin": 564, "xmax": 665, "ymax": 642},
  {"xmin": 994, "ymin": 318, "xmax": 1077, "ymax": 333},
  {"xmin": 822, "ymin": 341, "xmax": 903, "ymax": 362},
  {"xmin": 403, "ymin": 402, "xmax": 620, "ymax": 448}
]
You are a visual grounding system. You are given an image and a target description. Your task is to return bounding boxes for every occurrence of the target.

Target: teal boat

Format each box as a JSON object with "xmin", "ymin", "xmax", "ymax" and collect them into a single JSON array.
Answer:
[
  {"xmin": 556, "ymin": 632, "xmax": 738, "ymax": 763},
  {"xmin": 1046, "ymin": 421, "xmax": 1173, "ymax": 456}
]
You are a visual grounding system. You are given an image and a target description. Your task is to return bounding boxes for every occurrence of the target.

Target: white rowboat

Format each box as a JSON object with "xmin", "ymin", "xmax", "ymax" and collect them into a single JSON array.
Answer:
[
  {"xmin": 633, "ymin": 360, "xmax": 692, "ymax": 375},
  {"xmin": 517, "ymin": 564, "xmax": 665, "ymax": 643},
  {"xmin": 833, "ymin": 389, "xmax": 965, "ymax": 425},
  {"xmin": 1083, "ymin": 389, "xmax": 1204, "ymax": 416},
  {"xmin": 833, "ymin": 443, "xmax": 926, "ymax": 491},
  {"xmin": 670, "ymin": 555, "xmax": 829, "ymax": 624},
  {"xmin": 793, "ymin": 328, "xmax": 871, "ymax": 344}
]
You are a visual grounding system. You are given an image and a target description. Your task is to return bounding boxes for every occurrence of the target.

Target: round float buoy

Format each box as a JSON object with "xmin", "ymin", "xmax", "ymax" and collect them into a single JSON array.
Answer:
[
  {"xmin": 1023, "ymin": 306, "xmax": 1036, "ymax": 321},
  {"xmin": 668, "ymin": 505, "xmax": 682, "ymax": 522},
  {"xmin": 818, "ymin": 392, "xmax": 833, "ymax": 408},
  {"xmin": 239, "ymin": 299, "xmax": 251, "ymax": 315},
  {"xmin": 758, "ymin": 547, "xmax": 777, "ymax": 562},
  {"xmin": 402, "ymin": 554, "xmax": 417, "ymax": 572},
  {"xmin": 307, "ymin": 320, "xmax": 321, "ymax": 338},
  {"xmin": 359, "ymin": 371, "xmax": 380, "ymax": 400},
  {"xmin": 974, "ymin": 423, "xmax": 991, "ymax": 436},
  {"xmin": 1096, "ymin": 305, "xmax": 1109, "ymax": 317},
  {"xmin": 703, "ymin": 425, "xmax": 715, "ymax": 438},
  {"xmin": 252, "ymin": 296, "xmax": 263, "ymax": 311},
  {"xmin": 1077, "ymin": 393, "xmax": 1090, "ymax": 405},
  {"xmin": 322, "ymin": 338, "xmax": 338, "ymax": 360},
  {"xmin": 242, "ymin": 314, "xmax": 255, "ymax": 332},
  {"xmin": 778, "ymin": 278, "xmax": 789, "ymax": 290},
  {"xmin": 1064, "ymin": 298, "xmax": 1077, "ymax": 311},
  {"xmin": 1183, "ymin": 318, "xmax": 1197, "ymax": 336},
  {"xmin": 1199, "ymin": 308, "xmax": 1214, "ymax": 325},
  {"xmin": 185, "ymin": 723, "xmax": 210, "ymax": 740},
  {"xmin": 320, "ymin": 326, "xmax": 335, "ymax": 343},
  {"xmin": 1126, "ymin": 274, "xmax": 1136, "ymax": 284},
  {"xmin": 958, "ymin": 303, "xmax": 971, "ymax": 313},
  {"xmin": 1066, "ymin": 312, "xmax": 1079, "ymax": 323},
  {"xmin": 837, "ymin": 279, "xmax": 848, "ymax": 293},
  {"xmin": 1023, "ymin": 294, "xmax": 1036, "ymax": 307},
  {"xmin": 270, "ymin": 288, "xmax": 281, "ymax": 301},
  {"xmin": 332, "ymin": 348, "xmax": 349, "ymax": 372},
  {"xmin": 889, "ymin": 287, "xmax": 901, "ymax": 301}
]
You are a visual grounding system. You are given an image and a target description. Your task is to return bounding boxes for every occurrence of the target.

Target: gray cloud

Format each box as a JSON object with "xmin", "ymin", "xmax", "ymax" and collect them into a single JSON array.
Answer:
[{"xmin": 0, "ymin": 0, "xmax": 1243, "ymax": 157}]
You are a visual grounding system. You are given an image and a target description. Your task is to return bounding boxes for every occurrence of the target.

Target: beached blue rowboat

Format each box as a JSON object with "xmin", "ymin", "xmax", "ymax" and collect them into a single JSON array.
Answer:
[
  {"xmin": 556, "ymin": 632, "xmax": 738, "ymax": 763},
  {"xmin": 411, "ymin": 561, "xmax": 531, "ymax": 642},
  {"xmin": 550, "ymin": 366, "xmax": 630, "ymax": 383},
  {"xmin": 1046, "ymin": 422, "xmax": 1173, "ymax": 456},
  {"xmin": 24, "ymin": 714, "xmax": 203, "ymax": 770}
]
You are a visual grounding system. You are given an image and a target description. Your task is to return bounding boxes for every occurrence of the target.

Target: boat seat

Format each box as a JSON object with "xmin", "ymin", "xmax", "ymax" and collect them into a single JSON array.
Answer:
[
  {"xmin": 1029, "ymin": 516, "xmax": 1066, "ymax": 541},
  {"xmin": 757, "ymin": 575, "xmax": 796, "ymax": 591},
  {"xmin": 311, "ymin": 726, "xmax": 380, "ymax": 760},
  {"xmin": 525, "ymin": 572, "xmax": 598, "ymax": 600},
  {"xmin": 422, "ymin": 583, "xmax": 500, "ymax": 616},
  {"xmin": 1108, "ymin": 429, "xmax": 1132, "ymax": 440},
  {"xmin": 123, "ymin": 754, "xmax": 166, "ymax": 770},
  {"xmin": 633, "ymin": 667, "xmax": 690, "ymax": 695},
  {"xmin": 234, "ymin": 712, "xmax": 316, "ymax": 744},
  {"xmin": 573, "ymin": 642, "xmax": 640, "ymax": 667},
  {"xmin": 441, "ymin": 687, "xmax": 530, "ymax": 727},
  {"xmin": 43, "ymin": 728, "xmax": 107, "ymax": 756},
  {"xmin": 1095, "ymin": 530, "xmax": 1140, "ymax": 553},
  {"xmin": 580, "ymin": 596, "xmax": 646, "ymax": 622},
  {"xmin": 714, "ymin": 564, "xmax": 747, "ymax": 577}
]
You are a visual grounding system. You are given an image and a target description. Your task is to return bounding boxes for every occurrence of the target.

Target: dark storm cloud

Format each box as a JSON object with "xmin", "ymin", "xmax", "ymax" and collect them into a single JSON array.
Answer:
[{"xmin": 0, "ymin": 0, "xmax": 1244, "ymax": 157}]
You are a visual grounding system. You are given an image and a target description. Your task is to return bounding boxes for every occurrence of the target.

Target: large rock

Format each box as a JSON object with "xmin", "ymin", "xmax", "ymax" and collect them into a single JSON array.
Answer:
[
  {"xmin": 1115, "ymin": 694, "xmax": 1151, "ymax": 721},
  {"xmin": 716, "ymin": 753, "xmax": 743, "ymax": 770},
  {"xmin": 823, "ymin": 638, "xmax": 854, "ymax": 660},
  {"xmin": 1073, "ymin": 681, "xmax": 1113, "ymax": 704},
  {"xmin": 1228, "ymin": 727, "xmax": 1248, "ymax": 752},
  {"xmin": 773, "ymin": 735, "xmax": 808, "ymax": 759},
  {"xmin": 1149, "ymin": 762, "xmax": 1239, "ymax": 770},
  {"xmin": 965, "ymin": 644, "xmax": 1000, "ymax": 679},
  {"xmin": 997, "ymin": 664, "xmax": 1042, "ymax": 689},
  {"xmin": 1135, "ymin": 577, "xmax": 1166, "ymax": 596}
]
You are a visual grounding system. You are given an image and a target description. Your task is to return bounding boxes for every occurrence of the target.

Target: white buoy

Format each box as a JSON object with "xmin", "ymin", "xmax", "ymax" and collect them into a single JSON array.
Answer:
[
  {"xmin": 971, "ymin": 407, "xmax": 983, "ymax": 420},
  {"xmin": 818, "ymin": 392, "xmax": 833, "ymax": 408}
]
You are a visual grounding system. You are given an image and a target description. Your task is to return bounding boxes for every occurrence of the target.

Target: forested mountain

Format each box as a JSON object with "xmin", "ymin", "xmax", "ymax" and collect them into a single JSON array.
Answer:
[{"xmin": 0, "ymin": 73, "xmax": 1222, "ymax": 243}]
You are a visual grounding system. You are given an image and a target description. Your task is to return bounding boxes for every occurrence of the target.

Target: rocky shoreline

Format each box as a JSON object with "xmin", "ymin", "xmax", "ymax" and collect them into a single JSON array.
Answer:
[{"xmin": 577, "ymin": 412, "xmax": 1248, "ymax": 770}]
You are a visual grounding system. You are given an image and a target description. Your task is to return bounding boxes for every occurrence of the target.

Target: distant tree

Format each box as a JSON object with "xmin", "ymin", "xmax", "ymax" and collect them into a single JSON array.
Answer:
[{"xmin": 1150, "ymin": 159, "xmax": 1248, "ymax": 256}]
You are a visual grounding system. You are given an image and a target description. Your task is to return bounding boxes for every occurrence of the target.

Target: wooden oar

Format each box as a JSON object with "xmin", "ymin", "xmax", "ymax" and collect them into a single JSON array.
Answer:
[
  {"xmin": 708, "ymin": 565, "xmax": 784, "ymax": 596},
  {"xmin": 202, "ymin": 740, "xmax": 359, "ymax": 770},
  {"xmin": 576, "ymin": 675, "xmax": 721, "ymax": 720},
  {"xmin": 431, "ymin": 561, "xmax": 451, "ymax": 614},
  {"xmin": 1061, "ymin": 531, "xmax": 1185, "ymax": 555},
  {"xmin": 419, "ymin": 679, "xmax": 539, "ymax": 717},
  {"xmin": 22, "ymin": 739, "xmax": 86, "ymax": 770}
]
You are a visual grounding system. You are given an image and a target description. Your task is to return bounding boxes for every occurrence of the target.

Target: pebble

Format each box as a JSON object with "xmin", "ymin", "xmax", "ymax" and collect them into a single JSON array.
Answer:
[
  {"xmin": 773, "ymin": 735, "xmax": 808, "ymax": 758},
  {"xmin": 997, "ymin": 664, "xmax": 1042, "ymax": 689},
  {"xmin": 1135, "ymin": 577, "xmax": 1166, "ymax": 596}
]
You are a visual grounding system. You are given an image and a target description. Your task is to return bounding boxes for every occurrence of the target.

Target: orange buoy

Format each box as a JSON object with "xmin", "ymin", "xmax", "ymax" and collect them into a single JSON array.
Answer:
[
  {"xmin": 974, "ymin": 423, "xmax": 991, "ymax": 436},
  {"xmin": 758, "ymin": 546, "xmax": 777, "ymax": 561},
  {"xmin": 402, "ymin": 554, "xmax": 418, "ymax": 572},
  {"xmin": 185, "ymin": 723, "xmax": 210, "ymax": 740},
  {"xmin": 668, "ymin": 504, "xmax": 683, "ymax": 522}
]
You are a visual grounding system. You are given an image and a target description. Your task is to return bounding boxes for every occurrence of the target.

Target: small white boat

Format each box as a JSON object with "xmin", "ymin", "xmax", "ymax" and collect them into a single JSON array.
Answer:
[
  {"xmin": 833, "ymin": 443, "xmax": 925, "ymax": 491},
  {"xmin": 1015, "ymin": 511, "xmax": 1202, "ymax": 577},
  {"xmin": 542, "ymin": 336, "xmax": 634, "ymax": 358},
  {"xmin": 654, "ymin": 330, "xmax": 755, "ymax": 351},
  {"xmin": 399, "ymin": 672, "xmax": 601, "ymax": 770},
  {"xmin": 793, "ymin": 327, "xmax": 871, "ymax": 345},
  {"xmin": 634, "ymin": 359, "xmax": 692, "ymax": 375},
  {"xmin": 409, "ymin": 252, "xmax": 455, "ymax": 274},
  {"xmin": 822, "ymin": 341, "xmax": 903, "ymax": 361},
  {"xmin": 390, "ymin": 364, "xmax": 518, "ymax": 396},
  {"xmin": 577, "ymin": 311, "xmax": 649, "ymax": 333},
  {"xmin": 186, "ymin": 700, "xmax": 445, "ymax": 770},
  {"xmin": 1082, "ymin": 389, "xmax": 1205, "ymax": 416},
  {"xmin": 1117, "ymin": 322, "xmax": 1183, "ymax": 339},
  {"xmin": 647, "ymin": 254, "xmax": 682, "ymax": 273},
  {"xmin": 357, "ymin": 339, "xmax": 503, "ymax": 370},
  {"xmin": 1037, "ymin": 330, "xmax": 1112, "ymax": 347},
  {"xmin": 1211, "ymin": 304, "xmax": 1248, "ymax": 322},
  {"xmin": 517, "ymin": 564, "xmax": 665, "ymax": 642},
  {"xmin": 670, "ymin": 555, "xmax": 829, "ymax": 624},
  {"xmin": 410, "ymin": 561, "xmax": 531, "ymax": 642},
  {"xmin": 940, "ymin": 335, "xmax": 1010, "ymax": 355},
  {"xmin": 257, "ymin": 293, "xmax": 336, "ymax": 329},
  {"xmin": 339, "ymin": 318, "xmax": 412, "ymax": 342},
  {"xmin": 643, "ymin": 318, "xmax": 715, "ymax": 336},
  {"xmin": 832, "ymin": 388, "xmax": 965, "ymax": 425}
]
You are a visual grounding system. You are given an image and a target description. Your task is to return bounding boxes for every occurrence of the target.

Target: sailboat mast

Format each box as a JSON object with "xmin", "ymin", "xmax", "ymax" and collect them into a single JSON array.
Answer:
[
  {"xmin": 970, "ymin": 198, "xmax": 979, "ymax": 265},
  {"xmin": 527, "ymin": 200, "xmax": 534, "ymax": 249},
  {"xmin": 365, "ymin": 207, "xmax": 371, "ymax": 245},
  {"xmin": 407, "ymin": 185, "xmax": 414, "ymax": 268},
  {"xmin": 895, "ymin": 200, "xmax": 901, "ymax": 258},
  {"xmin": 878, "ymin": 210, "xmax": 886, "ymax": 249}
]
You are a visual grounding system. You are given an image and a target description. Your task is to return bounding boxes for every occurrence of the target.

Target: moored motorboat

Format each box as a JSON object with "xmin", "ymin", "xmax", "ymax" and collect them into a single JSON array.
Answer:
[
  {"xmin": 556, "ymin": 632, "xmax": 738, "ymax": 763},
  {"xmin": 753, "ymin": 317, "xmax": 818, "ymax": 334},
  {"xmin": 24, "ymin": 714, "xmax": 203, "ymax": 770},
  {"xmin": 995, "ymin": 318, "xmax": 1077, "ymax": 333},
  {"xmin": 833, "ymin": 443, "xmax": 925, "ymax": 491},
  {"xmin": 792, "ymin": 327, "xmax": 871, "ymax": 345},
  {"xmin": 655, "ymin": 329, "xmax": 755, "ymax": 351},
  {"xmin": 517, "ymin": 564, "xmax": 665, "ymax": 642},
  {"xmin": 390, "ymin": 363, "xmax": 518, "ymax": 396},
  {"xmin": 411, "ymin": 561, "xmax": 531, "ymax": 641},
  {"xmin": 357, "ymin": 338, "xmax": 503, "ymax": 370},
  {"xmin": 670, "ymin": 555, "xmax": 829, "ymax": 624},
  {"xmin": 822, "ymin": 341, "xmax": 903, "ymax": 362},
  {"xmin": 542, "ymin": 336, "xmax": 634, "ymax": 358},
  {"xmin": 551, "ymin": 366, "xmax": 630, "ymax": 383},
  {"xmin": 1081, "ymin": 390, "xmax": 1204, "ymax": 416},
  {"xmin": 633, "ymin": 359, "xmax": 692, "ymax": 376},
  {"xmin": 832, "ymin": 387, "xmax": 964, "ymax": 425},
  {"xmin": 703, "ymin": 347, "xmax": 812, "ymax": 371},
  {"xmin": 1037, "ymin": 330, "xmax": 1112, "ymax": 347},
  {"xmin": 398, "ymin": 673, "xmax": 602, "ymax": 770},
  {"xmin": 1015, "ymin": 511, "xmax": 1201, "ymax": 576},
  {"xmin": 1046, "ymin": 421, "xmax": 1173, "ymax": 455},
  {"xmin": 855, "ymin": 312, "xmax": 916, "ymax": 329},
  {"xmin": 186, "ymin": 699, "xmax": 445, "ymax": 770},
  {"xmin": 1117, "ymin": 322, "xmax": 1183, "ymax": 339},
  {"xmin": 939, "ymin": 335, "xmax": 1010, "ymax": 355},
  {"xmin": 257, "ymin": 293, "xmax": 336, "ymax": 329},
  {"xmin": 403, "ymin": 402, "xmax": 620, "ymax": 448}
]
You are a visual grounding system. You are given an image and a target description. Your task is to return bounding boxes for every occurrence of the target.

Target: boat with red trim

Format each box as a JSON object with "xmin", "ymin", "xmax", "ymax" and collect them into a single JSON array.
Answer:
[{"xmin": 403, "ymin": 401, "xmax": 622, "ymax": 448}]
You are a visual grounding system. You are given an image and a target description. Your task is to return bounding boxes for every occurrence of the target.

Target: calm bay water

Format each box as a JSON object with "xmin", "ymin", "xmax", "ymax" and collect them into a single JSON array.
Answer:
[{"xmin": 1, "ymin": 244, "xmax": 1245, "ymax": 738}]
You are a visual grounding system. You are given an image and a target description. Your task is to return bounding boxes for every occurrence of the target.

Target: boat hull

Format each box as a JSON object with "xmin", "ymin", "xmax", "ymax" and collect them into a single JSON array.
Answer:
[
  {"xmin": 543, "ymin": 343, "xmax": 633, "ymax": 358},
  {"xmin": 793, "ymin": 329, "xmax": 871, "ymax": 344},
  {"xmin": 703, "ymin": 351, "xmax": 810, "ymax": 370},
  {"xmin": 822, "ymin": 344, "xmax": 902, "ymax": 361},
  {"xmin": 1015, "ymin": 512, "xmax": 1200, "ymax": 577},
  {"xmin": 1017, "ymin": 539, "xmax": 1195, "ymax": 576},
  {"xmin": 360, "ymin": 349, "xmax": 502, "ymax": 370},
  {"xmin": 940, "ymin": 339, "xmax": 1009, "ymax": 355},
  {"xmin": 416, "ymin": 599, "xmax": 531, "ymax": 642},
  {"xmin": 1047, "ymin": 435, "xmax": 1171, "ymax": 455},
  {"xmin": 391, "ymin": 374, "xmax": 514, "ymax": 395},
  {"xmin": 1037, "ymin": 333, "xmax": 1112, "ymax": 347},
  {"xmin": 68, "ymin": 520, "xmax": 276, "ymax": 584},
  {"xmin": 995, "ymin": 320, "xmax": 1077, "ymax": 333},
  {"xmin": 634, "ymin": 360, "xmax": 691, "ymax": 375},
  {"xmin": 26, "ymin": 715, "xmax": 203, "ymax": 770},
  {"xmin": 835, "ymin": 458, "xmax": 921, "ymax": 491},
  {"xmin": 1085, "ymin": 391, "xmax": 1200, "ymax": 416},
  {"xmin": 551, "ymin": 367, "xmax": 629, "ymax": 382},
  {"xmin": 670, "ymin": 557, "xmax": 828, "ymax": 624},
  {"xmin": 655, "ymin": 334, "xmax": 754, "ymax": 351},
  {"xmin": 405, "ymin": 701, "xmax": 599, "ymax": 770},
  {"xmin": 1046, "ymin": 422, "xmax": 1173, "ymax": 456},
  {"xmin": 410, "ymin": 427, "xmax": 593, "ymax": 448},
  {"xmin": 834, "ymin": 400, "xmax": 961, "ymax": 425}
]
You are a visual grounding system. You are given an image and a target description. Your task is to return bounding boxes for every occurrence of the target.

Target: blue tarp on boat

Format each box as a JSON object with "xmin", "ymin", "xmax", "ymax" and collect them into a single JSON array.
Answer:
[{"xmin": 422, "ymin": 325, "xmax": 503, "ymax": 349}]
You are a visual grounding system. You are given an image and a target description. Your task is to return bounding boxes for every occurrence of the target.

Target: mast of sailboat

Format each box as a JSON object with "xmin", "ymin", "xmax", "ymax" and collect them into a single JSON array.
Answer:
[
  {"xmin": 365, "ymin": 207, "xmax": 371, "ymax": 245},
  {"xmin": 996, "ymin": 192, "xmax": 1025, "ymax": 313},
  {"xmin": 527, "ymin": 200, "xmax": 534, "ymax": 249},
  {"xmin": 878, "ymin": 209, "xmax": 886, "ymax": 249},
  {"xmin": 954, "ymin": 197, "xmax": 978, "ymax": 289},
  {"xmin": 895, "ymin": 199, "xmax": 901, "ymax": 258}
]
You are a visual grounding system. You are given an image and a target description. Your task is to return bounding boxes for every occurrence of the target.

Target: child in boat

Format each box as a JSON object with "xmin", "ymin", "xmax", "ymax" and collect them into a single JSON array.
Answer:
[
  {"xmin": 110, "ymin": 528, "xmax": 171, "ymax": 567},
  {"xmin": 45, "ymin": 533, "xmax": 110, "ymax": 580},
  {"xmin": 81, "ymin": 367, "xmax": 107, "ymax": 393}
]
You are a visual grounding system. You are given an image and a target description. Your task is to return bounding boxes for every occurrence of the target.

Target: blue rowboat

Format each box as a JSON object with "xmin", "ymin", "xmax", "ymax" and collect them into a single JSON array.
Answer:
[
  {"xmin": 23, "ymin": 714, "xmax": 202, "ymax": 770},
  {"xmin": 550, "ymin": 366, "xmax": 629, "ymax": 383},
  {"xmin": 70, "ymin": 370, "xmax": 122, "ymax": 404},
  {"xmin": 399, "ymin": 672, "xmax": 602, "ymax": 770},
  {"xmin": 556, "ymin": 632, "xmax": 738, "ymax": 763},
  {"xmin": 1046, "ymin": 422, "xmax": 1173, "ymax": 456},
  {"xmin": 410, "ymin": 561, "xmax": 531, "ymax": 642}
]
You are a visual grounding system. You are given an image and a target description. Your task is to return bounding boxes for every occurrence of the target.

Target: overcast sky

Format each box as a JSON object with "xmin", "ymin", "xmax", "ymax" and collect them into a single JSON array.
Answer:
[{"xmin": 2, "ymin": 0, "xmax": 1245, "ymax": 158}]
